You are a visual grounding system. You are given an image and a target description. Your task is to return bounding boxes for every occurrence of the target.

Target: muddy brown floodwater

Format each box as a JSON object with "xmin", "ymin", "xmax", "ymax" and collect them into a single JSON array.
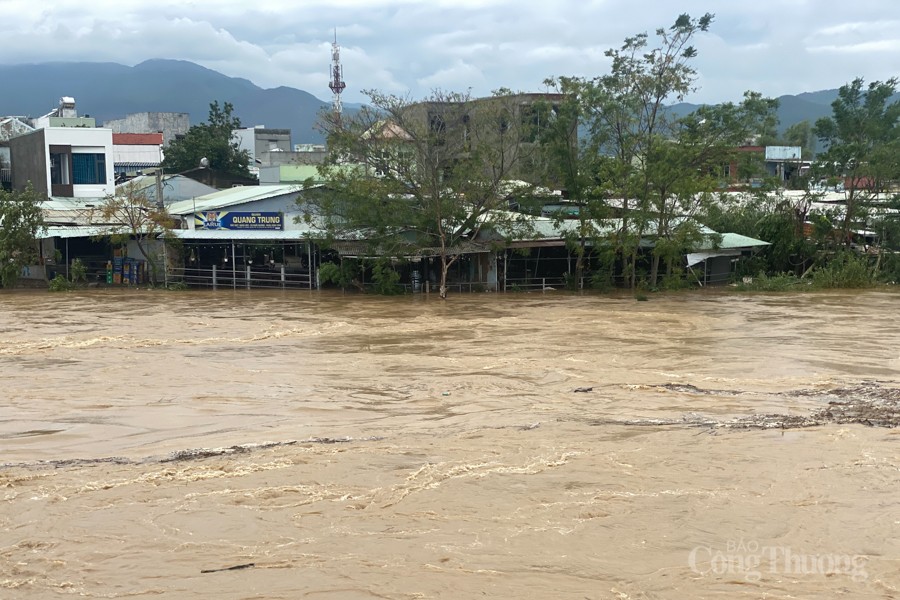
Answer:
[{"xmin": 1, "ymin": 289, "xmax": 899, "ymax": 599}]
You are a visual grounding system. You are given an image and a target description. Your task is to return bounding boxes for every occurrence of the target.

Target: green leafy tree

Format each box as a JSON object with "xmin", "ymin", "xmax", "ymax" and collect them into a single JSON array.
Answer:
[
  {"xmin": 587, "ymin": 12, "xmax": 716, "ymax": 288},
  {"xmin": 813, "ymin": 78, "xmax": 900, "ymax": 247},
  {"xmin": 162, "ymin": 101, "xmax": 252, "ymax": 178},
  {"xmin": 0, "ymin": 182, "xmax": 45, "ymax": 288},
  {"xmin": 307, "ymin": 89, "xmax": 537, "ymax": 298},
  {"xmin": 98, "ymin": 181, "xmax": 175, "ymax": 285},
  {"xmin": 534, "ymin": 77, "xmax": 611, "ymax": 287},
  {"xmin": 544, "ymin": 13, "xmax": 777, "ymax": 287},
  {"xmin": 783, "ymin": 120, "xmax": 815, "ymax": 160},
  {"xmin": 641, "ymin": 92, "xmax": 778, "ymax": 285}
]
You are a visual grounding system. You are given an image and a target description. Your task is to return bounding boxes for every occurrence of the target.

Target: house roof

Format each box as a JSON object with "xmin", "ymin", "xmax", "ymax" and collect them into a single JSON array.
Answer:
[
  {"xmin": 167, "ymin": 184, "xmax": 304, "ymax": 215},
  {"xmin": 717, "ymin": 232, "xmax": 771, "ymax": 249},
  {"xmin": 112, "ymin": 133, "xmax": 163, "ymax": 145}
]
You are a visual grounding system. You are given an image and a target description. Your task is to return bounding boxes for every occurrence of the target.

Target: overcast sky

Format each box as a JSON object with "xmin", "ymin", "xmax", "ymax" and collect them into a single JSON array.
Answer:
[{"xmin": 3, "ymin": 0, "xmax": 898, "ymax": 104}]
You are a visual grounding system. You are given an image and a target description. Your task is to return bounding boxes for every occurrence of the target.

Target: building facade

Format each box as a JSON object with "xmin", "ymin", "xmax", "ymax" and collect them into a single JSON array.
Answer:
[
  {"xmin": 9, "ymin": 127, "xmax": 114, "ymax": 198},
  {"xmin": 103, "ymin": 112, "xmax": 190, "ymax": 147}
]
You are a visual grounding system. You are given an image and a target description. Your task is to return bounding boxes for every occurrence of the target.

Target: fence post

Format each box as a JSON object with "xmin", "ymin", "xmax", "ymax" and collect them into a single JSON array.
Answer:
[
  {"xmin": 280, "ymin": 265, "xmax": 286, "ymax": 289},
  {"xmin": 246, "ymin": 265, "xmax": 251, "ymax": 289},
  {"xmin": 542, "ymin": 277, "xmax": 546, "ymax": 291},
  {"xmin": 212, "ymin": 264, "xmax": 217, "ymax": 290}
]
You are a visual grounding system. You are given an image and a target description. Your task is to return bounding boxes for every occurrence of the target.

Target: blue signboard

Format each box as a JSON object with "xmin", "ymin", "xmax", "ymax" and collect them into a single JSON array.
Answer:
[{"xmin": 195, "ymin": 211, "xmax": 284, "ymax": 231}]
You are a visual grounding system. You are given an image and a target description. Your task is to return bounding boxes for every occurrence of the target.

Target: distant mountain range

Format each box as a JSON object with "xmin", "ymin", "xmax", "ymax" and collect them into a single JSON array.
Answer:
[
  {"xmin": 0, "ymin": 59, "xmax": 349, "ymax": 144},
  {"xmin": 0, "ymin": 58, "xmax": 862, "ymax": 145},
  {"xmin": 670, "ymin": 89, "xmax": 843, "ymax": 133}
]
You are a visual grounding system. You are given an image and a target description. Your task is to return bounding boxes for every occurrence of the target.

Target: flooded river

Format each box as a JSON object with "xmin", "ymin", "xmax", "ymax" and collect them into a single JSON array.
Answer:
[{"xmin": 1, "ymin": 289, "xmax": 899, "ymax": 598}]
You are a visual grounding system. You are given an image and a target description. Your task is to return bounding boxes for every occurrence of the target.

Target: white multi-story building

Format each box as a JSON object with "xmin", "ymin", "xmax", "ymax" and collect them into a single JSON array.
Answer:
[{"xmin": 9, "ymin": 126, "xmax": 115, "ymax": 198}]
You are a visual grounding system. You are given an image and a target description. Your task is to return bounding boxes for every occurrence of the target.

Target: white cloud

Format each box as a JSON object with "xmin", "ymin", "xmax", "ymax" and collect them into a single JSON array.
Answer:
[
  {"xmin": 1, "ymin": 0, "xmax": 899, "ymax": 105},
  {"xmin": 416, "ymin": 60, "xmax": 486, "ymax": 92}
]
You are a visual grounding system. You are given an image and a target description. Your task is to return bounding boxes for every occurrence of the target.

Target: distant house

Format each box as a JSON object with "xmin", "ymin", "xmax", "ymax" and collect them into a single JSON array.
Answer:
[
  {"xmin": 33, "ymin": 97, "xmax": 97, "ymax": 129},
  {"xmin": 0, "ymin": 116, "xmax": 35, "ymax": 141},
  {"xmin": 178, "ymin": 166, "xmax": 258, "ymax": 190},
  {"xmin": 103, "ymin": 112, "xmax": 190, "ymax": 147},
  {"xmin": 112, "ymin": 132, "xmax": 164, "ymax": 176},
  {"xmin": 234, "ymin": 127, "xmax": 326, "ymax": 176},
  {"xmin": 722, "ymin": 145, "xmax": 809, "ymax": 188},
  {"xmin": 765, "ymin": 145, "xmax": 806, "ymax": 183},
  {"xmin": 9, "ymin": 126, "xmax": 114, "ymax": 198}
]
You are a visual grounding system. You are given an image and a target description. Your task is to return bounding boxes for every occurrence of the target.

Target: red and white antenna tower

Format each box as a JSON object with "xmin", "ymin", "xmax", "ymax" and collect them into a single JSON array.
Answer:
[{"xmin": 329, "ymin": 29, "xmax": 347, "ymax": 117}]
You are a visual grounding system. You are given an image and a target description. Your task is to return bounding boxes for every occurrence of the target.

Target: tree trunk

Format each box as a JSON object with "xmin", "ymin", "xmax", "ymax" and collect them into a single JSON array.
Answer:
[
  {"xmin": 628, "ymin": 248, "xmax": 639, "ymax": 290},
  {"xmin": 649, "ymin": 253, "xmax": 660, "ymax": 287},
  {"xmin": 134, "ymin": 237, "xmax": 158, "ymax": 286},
  {"xmin": 439, "ymin": 258, "xmax": 450, "ymax": 299},
  {"xmin": 574, "ymin": 251, "xmax": 584, "ymax": 288}
]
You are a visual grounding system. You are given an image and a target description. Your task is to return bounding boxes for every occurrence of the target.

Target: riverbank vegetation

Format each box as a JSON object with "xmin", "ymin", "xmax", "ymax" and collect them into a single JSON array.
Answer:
[
  {"xmin": 0, "ymin": 183, "xmax": 45, "ymax": 288},
  {"xmin": 307, "ymin": 13, "xmax": 899, "ymax": 296}
]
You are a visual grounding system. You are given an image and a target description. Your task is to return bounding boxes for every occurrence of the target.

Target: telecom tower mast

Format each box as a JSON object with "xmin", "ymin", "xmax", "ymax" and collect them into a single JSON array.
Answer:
[{"xmin": 329, "ymin": 30, "xmax": 346, "ymax": 118}]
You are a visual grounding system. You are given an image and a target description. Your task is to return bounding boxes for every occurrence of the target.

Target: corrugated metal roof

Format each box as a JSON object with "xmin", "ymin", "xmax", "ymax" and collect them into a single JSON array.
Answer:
[
  {"xmin": 717, "ymin": 232, "xmax": 770, "ymax": 249},
  {"xmin": 329, "ymin": 240, "xmax": 489, "ymax": 257},
  {"xmin": 167, "ymin": 184, "xmax": 306, "ymax": 216},
  {"xmin": 44, "ymin": 225, "xmax": 121, "ymax": 238},
  {"xmin": 43, "ymin": 196, "xmax": 107, "ymax": 211}
]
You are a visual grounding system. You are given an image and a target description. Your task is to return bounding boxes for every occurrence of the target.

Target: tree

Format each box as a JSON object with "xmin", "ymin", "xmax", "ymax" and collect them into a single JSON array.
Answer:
[
  {"xmin": 97, "ymin": 181, "xmax": 175, "ymax": 285},
  {"xmin": 813, "ymin": 78, "xmax": 900, "ymax": 247},
  {"xmin": 307, "ymin": 89, "xmax": 537, "ymax": 298},
  {"xmin": 0, "ymin": 182, "xmax": 45, "ymax": 288},
  {"xmin": 534, "ymin": 77, "xmax": 612, "ymax": 287},
  {"xmin": 585, "ymin": 12, "xmax": 716, "ymax": 288},
  {"xmin": 641, "ymin": 92, "xmax": 778, "ymax": 285},
  {"xmin": 783, "ymin": 120, "xmax": 815, "ymax": 161},
  {"xmin": 162, "ymin": 101, "xmax": 252, "ymax": 178},
  {"xmin": 544, "ymin": 14, "xmax": 777, "ymax": 288}
]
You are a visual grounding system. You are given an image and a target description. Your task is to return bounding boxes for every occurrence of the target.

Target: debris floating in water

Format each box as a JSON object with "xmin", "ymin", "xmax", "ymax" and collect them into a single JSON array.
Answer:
[
  {"xmin": 200, "ymin": 563, "xmax": 255, "ymax": 574},
  {"xmin": 573, "ymin": 387, "xmax": 593, "ymax": 393}
]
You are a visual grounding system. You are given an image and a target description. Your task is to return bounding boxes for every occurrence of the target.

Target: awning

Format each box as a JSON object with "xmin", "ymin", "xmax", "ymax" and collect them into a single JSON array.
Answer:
[
  {"xmin": 686, "ymin": 250, "xmax": 741, "ymax": 267},
  {"xmin": 171, "ymin": 229, "xmax": 315, "ymax": 241}
]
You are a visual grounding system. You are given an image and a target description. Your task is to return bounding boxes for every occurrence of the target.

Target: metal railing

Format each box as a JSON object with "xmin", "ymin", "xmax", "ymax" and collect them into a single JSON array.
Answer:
[
  {"xmin": 169, "ymin": 266, "xmax": 314, "ymax": 290},
  {"xmin": 503, "ymin": 276, "xmax": 575, "ymax": 291}
]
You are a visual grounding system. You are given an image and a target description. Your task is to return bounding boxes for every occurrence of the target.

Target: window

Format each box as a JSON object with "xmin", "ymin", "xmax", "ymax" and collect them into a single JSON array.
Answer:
[
  {"xmin": 520, "ymin": 104, "xmax": 559, "ymax": 143},
  {"xmin": 72, "ymin": 153, "xmax": 107, "ymax": 185},
  {"xmin": 50, "ymin": 152, "xmax": 71, "ymax": 185}
]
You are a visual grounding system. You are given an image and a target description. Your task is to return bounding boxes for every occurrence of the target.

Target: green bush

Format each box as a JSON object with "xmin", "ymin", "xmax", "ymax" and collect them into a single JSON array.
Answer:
[
  {"xmin": 370, "ymin": 260, "xmax": 403, "ymax": 295},
  {"xmin": 811, "ymin": 252, "xmax": 876, "ymax": 289},
  {"xmin": 69, "ymin": 258, "xmax": 87, "ymax": 283},
  {"xmin": 318, "ymin": 260, "xmax": 358, "ymax": 289},
  {"xmin": 877, "ymin": 253, "xmax": 900, "ymax": 284},
  {"xmin": 48, "ymin": 274, "xmax": 74, "ymax": 292},
  {"xmin": 588, "ymin": 269, "xmax": 614, "ymax": 292}
]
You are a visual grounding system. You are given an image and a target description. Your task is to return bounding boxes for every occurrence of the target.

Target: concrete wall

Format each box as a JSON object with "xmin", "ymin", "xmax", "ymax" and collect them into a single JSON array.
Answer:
[
  {"xmin": 45, "ymin": 128, "xmax": 115, "ymax": 198},
  {"xmin": 235, "ymin": 127, "xmax": 294, "ymax": 168},
  {"xmin": 9, "ymin": 129, "xmax": 47, "ymax": 196},
  {"xmin": 33, "ymin": 116, "xmax": 96, "ymax": 129},
  {"xmin": 253, "ymin": 129, "xmax": 292, "ymax": 156},
  {"xmin": 104, "ymin": 113, "xmax": 190, "ymax": 147}
]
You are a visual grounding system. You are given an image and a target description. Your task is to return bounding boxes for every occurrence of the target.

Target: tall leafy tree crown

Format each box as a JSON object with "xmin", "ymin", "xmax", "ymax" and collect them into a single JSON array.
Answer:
[{"xmin": 162, "ymin": 101, "xmax": 252, "ymax": 178}]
